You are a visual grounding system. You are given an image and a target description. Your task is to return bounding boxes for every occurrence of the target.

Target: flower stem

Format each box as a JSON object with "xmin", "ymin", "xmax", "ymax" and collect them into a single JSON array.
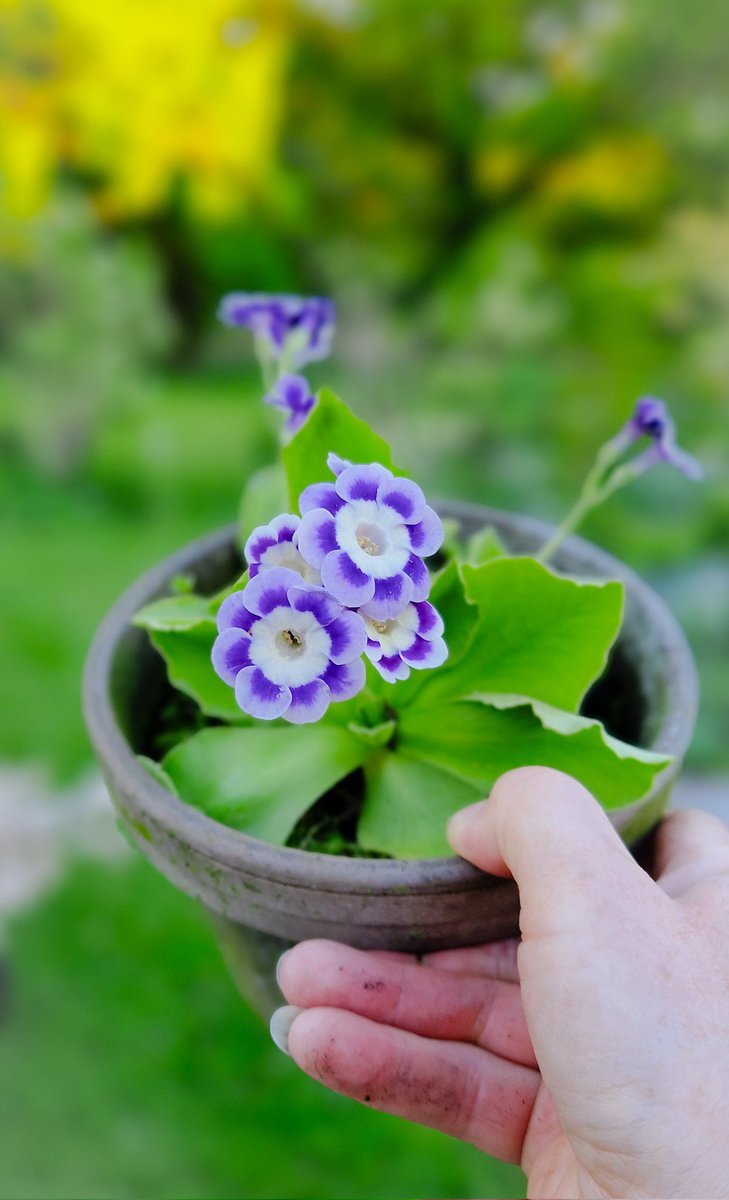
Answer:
[
  {"xmin": 536, "ymin": 491, "xmax": 596, "ymax": 565},
  {"xmin": 536, "ymin": 439, "xmax": 624, "ymax": 565}
]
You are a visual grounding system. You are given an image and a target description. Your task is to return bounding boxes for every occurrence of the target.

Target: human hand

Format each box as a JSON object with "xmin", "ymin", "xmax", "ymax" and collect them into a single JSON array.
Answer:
[{"xmin": 274, "ymin": 767, "xmax": 729, "ymax": 1199}]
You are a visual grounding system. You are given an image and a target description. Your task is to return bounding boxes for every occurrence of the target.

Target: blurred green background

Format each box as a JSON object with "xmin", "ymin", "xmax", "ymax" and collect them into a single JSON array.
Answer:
[{"xmin": 0, "ymin": 0, "xmax": 727, "ymax": 1196}]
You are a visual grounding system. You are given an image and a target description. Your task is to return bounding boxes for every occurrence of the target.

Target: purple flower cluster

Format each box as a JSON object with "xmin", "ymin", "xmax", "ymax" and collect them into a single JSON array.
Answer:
[
  {"xmin": 218, "ymin": 292, "xmax": 335, "ymax": 368},
  {"xmin": 619, "ymin": 396, "xmax": 704, "ymax": 481},
  {"xmin": 213, "ymin": 458, "xmax": 448, "ymax": 723},
  {"xmin": 213, "ymin": 569, "xmax": 367, "ymax": 725}
]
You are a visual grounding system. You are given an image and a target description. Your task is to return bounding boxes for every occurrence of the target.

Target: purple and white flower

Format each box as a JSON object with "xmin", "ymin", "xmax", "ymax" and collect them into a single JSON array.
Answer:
[
  {"xmin": 617, "ymin": 396, "xmax": 704, "ymax": 480},
  {"xmin": 244, "ymin": 514, "xmax": 321, "ymax": 585},
  {"xmin": 218, "ymin": 292, "xmax": 336, "ymax": 368},
  {"xmin": 295, "ymin": 461, "xmax": 445, "ymax": 621},
  {"xmin": 264, "ymin": 373, "xmax": 318, "ymax": 435},
  {"xmin": 212, "ymin": 568, "xmax": 367, "ymax": 724},
  {"xmin": 363, "ymin": 600, "xmax": 448, "ymax": 683}
]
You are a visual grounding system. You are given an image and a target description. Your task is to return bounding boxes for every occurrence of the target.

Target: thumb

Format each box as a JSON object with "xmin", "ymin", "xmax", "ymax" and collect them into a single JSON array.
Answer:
[
  {"xmin": 653, "ymin": 806, "xmax": 729, "ymax": 900},
  {"xmin": 446, "ymin": 765, "xmax": 681, "ymax": 1155},
  {"xmin": 447, "ymin": 766, "xmax": 661, "ymax": 941}
]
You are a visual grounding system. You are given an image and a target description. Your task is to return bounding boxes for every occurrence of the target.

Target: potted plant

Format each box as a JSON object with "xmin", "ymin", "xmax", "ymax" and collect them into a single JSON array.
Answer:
[{"xmin": 83, "ymin": 294, "xmax": 701, "ymax": 1017}]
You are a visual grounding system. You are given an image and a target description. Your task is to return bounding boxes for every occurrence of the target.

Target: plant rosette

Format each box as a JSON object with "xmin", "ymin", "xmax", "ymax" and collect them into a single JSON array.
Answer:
[{"xmin": 84, "ymin": 296, "xmax": 701, "ymax": 1016}]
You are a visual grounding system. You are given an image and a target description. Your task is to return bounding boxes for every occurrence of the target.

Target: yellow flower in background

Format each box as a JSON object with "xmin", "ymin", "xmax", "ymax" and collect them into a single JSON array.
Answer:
[
  {"xmin": 539, "ymin": 134, "xmax": 669, "ymax": 222},
  {"xmin": 0, "ymin": 0, "xmax": 290, "ymax": 220}
]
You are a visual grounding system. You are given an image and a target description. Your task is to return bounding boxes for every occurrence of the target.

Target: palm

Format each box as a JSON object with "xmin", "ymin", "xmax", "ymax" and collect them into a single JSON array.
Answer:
[{"xmin": 524, "ymin": 1087, "xmax": 590, "ymax": 1200}]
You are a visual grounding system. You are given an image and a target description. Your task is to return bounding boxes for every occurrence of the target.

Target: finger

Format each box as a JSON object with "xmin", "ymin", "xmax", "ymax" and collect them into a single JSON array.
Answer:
[
  {"xmin": 447, "ymin": 766, "xmax": 663, "ymax": 942},
  {"xmin": 421, "ymin": 939, "xmax": 520, "ymax": 984},
  {"xmin": 287, "ymin": 1006, "xmax": 540, "ymax": 1164},
  {"xmin": 337, "ymin": 941, "xmax": 521, "ymax": 984},
  {"xmin": 654, "ymin": 808, "xmax": 729, "ymax": 902},
  {"xmin": 279, "ymin": 939, "xmax": 535, "ymax": 1066}
]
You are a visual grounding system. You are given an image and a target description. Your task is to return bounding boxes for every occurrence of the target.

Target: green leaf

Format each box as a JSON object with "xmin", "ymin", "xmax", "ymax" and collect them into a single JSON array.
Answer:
[
  {"xmin": 170, "ymin": 573, "xmax": 196, "ymax": 594},
  {"xmin": 163, "ymin": 724, "xmax": 374, "ymax": 844},
  {"xmin": 238, "ymin": 463, "xmax": 289, "ymax": 548},
  {"xmin": 409, "ymin": 556, "xmax": 624, "ymax": 712},
  {"xmin": 430, "ymin": 560, "xmax": 480, "ymax": 665},
  {"xmin": 466, "ymin": 525, "xmax": 508, "ymax": 565},
  {"xmin": 283, "ymin": 388, "xmax": 399, "ymax": 508},
  {"xmin": 137, "ymin": 755, "xmax": 178, "ymax": 795},
  {"xmin": 347, "ymin": 719, "xmax": 396, "ymax": 749},
  {"xmin": 398, "ymin": 696, "xmax": 671, "ymax": 811},
  {"xmin": 359, "ymin": 751, "xmax": 481, "ymax": 858},
  {"xmin": 461, "ymin": 558, "xmax": 624, "ymax": 707},
  {"xmin": 134, "ymin": 593, "xmax": 214, "ymax": 631},
  {"xmin": 149, "ymin": 622, "xmax": 249, "ymax": 723}
]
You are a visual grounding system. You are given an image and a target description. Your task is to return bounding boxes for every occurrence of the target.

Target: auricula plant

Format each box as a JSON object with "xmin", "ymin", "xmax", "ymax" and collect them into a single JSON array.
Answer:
[{"xmin": 134, "ymin": 293, "xmax": 703, "ymax": 858}]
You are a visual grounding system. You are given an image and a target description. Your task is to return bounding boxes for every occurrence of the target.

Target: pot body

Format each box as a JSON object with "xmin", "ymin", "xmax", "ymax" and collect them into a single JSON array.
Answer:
[{"xmin": 84, "ymin": 505, "xmax": 698, "ymax": 1015}]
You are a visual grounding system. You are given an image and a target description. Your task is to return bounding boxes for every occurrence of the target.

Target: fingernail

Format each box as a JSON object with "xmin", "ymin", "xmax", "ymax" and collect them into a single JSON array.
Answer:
[
  {"xmin": 269, "ymin": 1005, "xmax": 303, "ymax": 1056},
  {"xmin": 447, "ymin": 799, "xmax": 488, "ymax": 849},
  {"xmin": 275, "ymin": 949, "xmax": 290, "ymax": 992}
]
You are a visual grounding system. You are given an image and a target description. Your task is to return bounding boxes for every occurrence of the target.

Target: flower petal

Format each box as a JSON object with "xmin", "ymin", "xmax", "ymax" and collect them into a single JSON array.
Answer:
[
  {"xmin": 408, "ymin": 506, "xmax": 445, "ymax": 557},
  {"xmin": 217, "ymin": 292, "xmax": 262, "ymax": 327},
  {"xmin": 629, "ymin": 396, "xmax": 672, "ymax": 441},
  {"xmin": 234, "ymin": 666, "xmax": 291, "ymax": 720},
  {"xmin": 327, "ymin": 611, "xmax": 368, "ymax": 664},
  {"xmin": 403, "ymin": 553, "xmax": 431, "ymax": 602},
  {"xmin": 243, "ymin": 567, "xmax": 304, "ymax": 617},
  {"xmin": 244, "ymin": 530, "xmax": 277, "ymax": 566},
  {"xmin": 287, "ymin": 584, "xmax": 341, "ymax": 627},
  {"xmin": 321, "ymin": 657, "xmax": 367, "ymax": 701},
  {"xmin": 245, "ymin": 513, "xmax": 299, "ymax": 566},
  {"xmin": 265, "ymin": 375, "xmax": 317, "ymax": 434},
  {"xmin": 216, "ymin": 590, "xmax": 257, "ymax": 634},
  {"xmin": 335, "ymin": 463, "xmax": 392, "ymax": 503},
  {"xmin": 371, "ymin": 654, "xmax": 410, "ymax": 683},
  {"xmin": 321, "ymin": 551, "xmax": 375, "ymax": 608},
  {"xmin": 365, "ymin": 640, "xmax": 384, "ymax": 663},
  {"xmin": 376, "ymin": 477, "xmax": 426, "ymax": 524},
  {"xmin": 285, "ymin": 679, "xmax": 331, "ymax": 724},
  {"xmin": 270, "ymin": 513, "xmax": 301, "ymax": 541},
  {"xmin": 299, "ymin": 482, "xmax": 345, "ymax": 516},
  {"xmin": 327, "ymin": 452, "xmax": 351, "ymax": 476},
  {"xmin": 296, "ymin": 508, "xmax": 338, "ymax": 568},
  {"xmin": 414, "ymin": 600, "xmax": 444, "ymax": 641},
  {"xmin": 211, "ymin": 628, "xmax": 252, "ymax": 684},
  {"xmin": 656, "ymin": 440, "xmax": 705, "ymax": 481},
  {"xmin": 359, "ymin": 572, "xmax": 414, "ymax": 621},
  {"xmin": 401, "ymin": 635, "xmax": 449, "ymax": 669}
]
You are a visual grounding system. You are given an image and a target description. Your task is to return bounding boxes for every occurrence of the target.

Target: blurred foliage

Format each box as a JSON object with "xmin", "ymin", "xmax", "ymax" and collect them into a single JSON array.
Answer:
[{"xmin": 0, "ymin": 194, "xmax": 173, "ymax": 474}]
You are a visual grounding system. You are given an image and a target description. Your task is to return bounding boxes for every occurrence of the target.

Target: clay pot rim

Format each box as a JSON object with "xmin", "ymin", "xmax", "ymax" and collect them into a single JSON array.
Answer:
[{"xmin": 83, "ymin": 501, "xmax": 698, "ymax": 892}]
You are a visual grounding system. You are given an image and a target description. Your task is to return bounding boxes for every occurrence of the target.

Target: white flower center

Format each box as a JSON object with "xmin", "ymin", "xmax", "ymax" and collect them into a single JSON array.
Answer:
[
  {"xmin": 278, "ymin": 628, "xmax": 304, "ymax": 655},
  {"xmin": 249, "ymin": 606, "xmax": 331, "ymax": 687},
  {"xmin": 336, "ymin": 499, "xmax": 410, "ymax": 579},
  {"xmin": 260, "ymin": 541, "xmax": 321, "ymax": 585},
  {"xmin": 356, "ymin": 521, "xmax": 386, "ymax": 557},
  {"xmin": 363, "ymin": 604, "xmax": 419, "ymax": 656}
]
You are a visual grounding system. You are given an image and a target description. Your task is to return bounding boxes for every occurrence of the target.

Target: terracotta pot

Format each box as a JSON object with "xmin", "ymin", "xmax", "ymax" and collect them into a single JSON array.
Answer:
[{"xmin": 83, "ymin": 503, "xmax": 698, "ymax": 1016}]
